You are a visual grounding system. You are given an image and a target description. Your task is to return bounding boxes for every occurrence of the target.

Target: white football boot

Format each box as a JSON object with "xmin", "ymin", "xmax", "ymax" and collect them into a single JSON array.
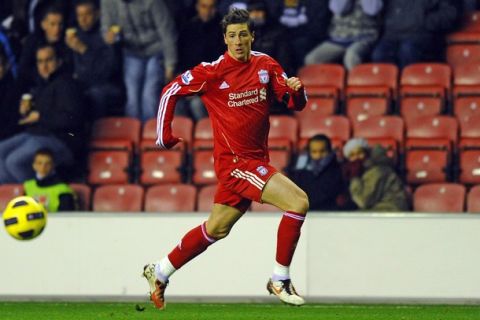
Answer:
[
  {"xmin": 267, "ymin": 278, "xmax": 305, "ymax": 306},
  {"xmin": 142, "ymin": 263, "xmax": 168, "ymax": 310}
]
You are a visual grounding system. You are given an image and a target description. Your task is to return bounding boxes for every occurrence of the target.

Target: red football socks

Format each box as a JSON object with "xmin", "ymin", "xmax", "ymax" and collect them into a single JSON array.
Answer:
[
  {"xmin": 276, "ymin": 211, "xmax": 306, "ymax": 266},
  {"xmin": 168, "ymin": 222, "xmax": 216, "ymax": 269}
]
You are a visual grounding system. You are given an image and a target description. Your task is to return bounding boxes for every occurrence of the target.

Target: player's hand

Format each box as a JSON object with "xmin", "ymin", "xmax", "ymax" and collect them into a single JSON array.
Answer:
[
  {"xmin": 18, "ymin": 111, "xmax": 40, "ymax": 125},
  {"xmin": 163, "ymin": 137, "xmax": 184, "ymax": 149},
  {"xmin": 286, "ymin": 77, "xmax": 303, "ymax": 91}
]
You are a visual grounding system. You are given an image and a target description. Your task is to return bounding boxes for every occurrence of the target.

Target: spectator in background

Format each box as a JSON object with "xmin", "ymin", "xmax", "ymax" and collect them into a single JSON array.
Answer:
[
  {"xmin": 18, "ymin": 5, "xmax": 72, "ymax": 90},
  {"xmin": 24, "ymin": 148, "xmax": 76, "ymax": 212},
  {"xmin": 0, "ymin": 44, "xmax": 85, "ymax": 183},
  {"xmin": 174, "ymin": 0, "xmax": 223, "ymax": 122},
  {"xmin": 66, "ymin": 0, "xmax": 123, "ymax": 120},
  {"xmin": 101, "ymin": 0, "xmax": 177, "ymax": 122},
  {"xmin": 0, "ymin": 26, "xmax": 18, "ymax": 78},
  {"xmin": 0, "ymin": 46, "xmax": 22, "ymax": 140},
  {"xmin": 291, "ymin": 134, "xmax": 345, "ymax": 211},
  {"xmin": 304, "ymin": 0, "xmax": 382, "ymax": 70},
  {"xmin": 343, "ymin": 138, "xmax": 408, "ymax": 212},
  {"xmin": 277, "ymin": 0, "xmax": 331, "ymax": 72},
  {"xmin": 371, "ymin": 0, "xmax": 458, "ymax": 69}
]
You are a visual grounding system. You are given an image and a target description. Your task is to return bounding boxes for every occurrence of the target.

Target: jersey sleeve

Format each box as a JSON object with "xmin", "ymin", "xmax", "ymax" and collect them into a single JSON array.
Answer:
[
  {"xmin": 156, "ymin": 64, "xmax": 210, "ymax": 149},
  {"xmin": 269, "ymin": 58, "xmax": 307, "ymax": 111}
]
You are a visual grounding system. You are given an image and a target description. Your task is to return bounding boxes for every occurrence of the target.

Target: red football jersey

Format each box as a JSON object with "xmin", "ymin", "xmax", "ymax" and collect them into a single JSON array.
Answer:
[{"xmin": 157, "ymin": 51, "xmax": 306, "ymax": 172}]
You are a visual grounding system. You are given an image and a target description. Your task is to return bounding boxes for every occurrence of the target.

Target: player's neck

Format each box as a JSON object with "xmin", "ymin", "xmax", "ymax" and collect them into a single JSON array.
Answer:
[{"xmin": 227, "ymin": 51, "xmax": 251, "ymax": 63}]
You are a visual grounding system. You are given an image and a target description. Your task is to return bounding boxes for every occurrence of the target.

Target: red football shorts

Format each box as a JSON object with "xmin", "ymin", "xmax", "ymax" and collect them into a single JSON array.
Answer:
[{"xmin": 214, "ymin": 158, "xmax": 278, "ymax": 213}]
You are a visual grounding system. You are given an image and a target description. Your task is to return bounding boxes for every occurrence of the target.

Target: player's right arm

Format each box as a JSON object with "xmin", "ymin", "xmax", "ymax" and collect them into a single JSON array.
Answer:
[{"xmin": 156, "ymin": 64, "xmax": 210, "ymax": 149}]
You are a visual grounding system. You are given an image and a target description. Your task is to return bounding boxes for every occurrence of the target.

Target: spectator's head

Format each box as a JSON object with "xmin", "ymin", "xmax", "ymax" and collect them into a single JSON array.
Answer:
[
  {"xmin": 247, "ymin": 0, "xmax": 268, "ymax": 27},
  {"xmin": 221, "ymin": 9, "xmax": 254, "ymax": 62},
  {"xmin": 0, "ymin": 46, "xmax": 8, "ymax": 80},
  {"xmin": 307, "ymin": 134, "xmax": 332, "ymax": 161},
  {"xmin": 343, "ymin": 138, "xmax": 369, "ymax": 162},
  {"xmin": 75, "ymin": 0, "xmax": 100, "ymax": 32},
  {"xmin": 196, "ymin": 0, "xmax": 217, "ymax": 23},
  {"xmin": 40, "ymin": 6, "xmax": 64, "ymax": 43},
  {"xmin": 32, "ymin": 148, "xmax": 55, "ymax": 179},
  {"xmin": 36, "ymin": 44, "xmax": 61, "ymax": 79}
]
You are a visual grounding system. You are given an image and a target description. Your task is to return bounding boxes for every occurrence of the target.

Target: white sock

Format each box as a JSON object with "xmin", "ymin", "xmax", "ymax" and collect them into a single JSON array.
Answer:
[
  {"xmin": 155, "ymin": 257, "xmax": 176, "ymax": 282},
  {"xmin": 272, "ymin": 262, "xmax": 290, "ymax": 281}
]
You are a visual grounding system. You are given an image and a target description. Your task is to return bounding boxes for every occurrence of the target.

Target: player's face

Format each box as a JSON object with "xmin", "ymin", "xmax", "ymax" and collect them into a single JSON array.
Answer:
[
  {"xmin": 41, "ymin": 13, "xmax": 64, "ymax": 43},
  {"xmin": 33, "ymin": 154, "xmax": 54, "ymax": 178},
  {"xmin": 309, "ymin": 140, "xmax": 329, "ymax": 161},
  {"xmin": 36, "ymin": 47, "xmax": 59, "ymax": 79},
  {"xmin": 76, "ymin": 4, "xmax": 98, "ymax": 32},
  {"xmin": 224, "ymin": 23, "xmax": 253, "ymax": 62}
]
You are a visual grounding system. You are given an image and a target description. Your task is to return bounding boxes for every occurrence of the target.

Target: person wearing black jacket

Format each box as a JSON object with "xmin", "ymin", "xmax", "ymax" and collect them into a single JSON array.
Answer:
[
  {"xmin": 291, "ymin": 134, "xmax": 346, "ymax": 211},
  {"xmin": 0, "ymin": 44, "xmax": 85, "ymax": 183}
]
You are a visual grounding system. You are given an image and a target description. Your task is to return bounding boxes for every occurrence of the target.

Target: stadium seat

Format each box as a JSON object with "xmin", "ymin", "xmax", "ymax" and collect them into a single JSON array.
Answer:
[
  {"xmin": 459, "ymin": 150, "xmax": 480, "ymax": 184},
  {"xmin": 353, "ymin": 116, "xmax": 404, "ymax": 163},
  {"xmin": 459, "ymin": 114, "xmax": 480, "ymax": 149},
  {"xmin": 145, "ymin": 184, "xmax": 197, "ymax": 212},
  {"xmin": 298, "ymin": 115, "xmax": 350, "ymax": 154},
  {"xmin": 296, "ymin": 97, "xmax": 336, "ymax": 122},
  {"xmin": 192, "ymin": 150, "xmax": 217, "ymax": 185},
  {"xmin": 400, "ymin": 63, "xmax": 452, "ymax": 100},
  {"xmin": 346, "ymin": 63, "xmax": 398, "ymax": 99},
  {"xmin": 193, "ymin": 117, "xmax": 214, "ymax": 150},
  {"xmin": 405, "ymin": 116, "xmax": 458, "ymax": 184},
  {"xmin": 197, "ymin": 184, "xmax": 217, "ymax": 212},
  {"xmin": 453, "ymin": 63, "xmax": 480, "ymax": 98},
  {"xmin": 141, "ymin": 116, "xmax": 193, "ymax": 151},
  {"xmin": 297, "ymin": 64, "xmax": 345, "ymax": 99},
  {"xmin": 467, "ymin": 185, "xmax": 480, "ymax": 213},
  {"xmin": 69, "ymin": 183, "xmax": 91, "ymax": 211},
  {"xmin": 269, "ymin": 115, "xmax": 298, "ymax": 152},
  {"xmin": 90, "ymin": 117, "xmax": 141, "ymax": 152},
  {"xmin": 346, "ymin": 97, "xmax": 389, "ymax": 124},
  {"xmin": 88, "ymin": 151, "xmax": 130, "ymax": 185},
  {"xmin": 93, "ymin": 184, "xmax": 144, "ymax": 212},
  {"xmin": 250, "ymin": 202, "xmax": 278, "ymax": 212},
  {"xmin": 454, "ymin": 97, "xmax": 480, "ymax": 122},
  {"xmin": 400, "ymin": 97, "xmax": 442, "ymax": 125},
  {"xmin": 269, "ymin": 150, "xmax": 290, "ymax": 173},
  {"xmin": 0, "ymin": 184, "xmax": 24, "ymax": 211},
  {"xmin": 446, "ymin": 44, "xmax": 480, "ymax": 69},
  {"xmin": 413, "ymin": 183, "xmax": 466, "ymax": 213},
  {"xmin": 457, "ymin": 11, "xmax": 480, "ymax": 33},
  {"xmin": 140, "ymin": 151, "xmax": 183, "ymax": 185}
]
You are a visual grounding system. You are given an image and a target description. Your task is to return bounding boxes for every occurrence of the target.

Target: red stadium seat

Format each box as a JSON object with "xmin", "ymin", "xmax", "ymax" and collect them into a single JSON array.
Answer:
[
  {"xmin": 406, "ymin": 150, "xmax": 449, "ymax": 184},
  {"xmin": 346, "ymin": 63, "xmax": 398, "ymax": 99},
  {"xmin": 353, "ymin": 116, "xmax": 404, "ymax": 163},
  {"xmin": 93, "ymin": 184, "xmax": 144, "ymax": 212},
  {"xmin": 269, "ymin": 150, "xmax": 290, "ymax": 173},
  {"xmin": 298, "ymin": 115, "xmax": 350, "ymax": 156},
  {"xmin": 297, "ymin": 64, "xmax": 345, "ymax": 99},
  {"xmin": 467, "ymin": 185, "xmax": 480, "ymax": 213},
  {"xmin": 0, "ymin": 184, "xmax": 24, "ymax": 211},
  {"xmin": 145, "ymin": 184, "xmax": 197, "ymax": 212},
  {"xmin": 250, "ymin": 202, "xmax": 278, "ymax": 212},
  {"xmin": 459, "ymin": 150, "xmax": 480, "ymax": 184},
  {"xmin": 140, "ymin": 151, "xmax": 183, "ymax": 185},
  {"xmin": 413, "ymin": 183, "xmax": 465, "ymax": 213},
  {"xmin": 446, "ymin": 44, "xmax": 480, "ymax": 69},
  {"xmin": 400, "ymin": 63, "xmax": 452, "ymax": 100},
  {"xmin": 453, "ymin": 63, "xmax": 480, "ymax": 98},
  {"xmin": 141, "ymin": 116, "xmax": 193, "ymax": 151},
  {"xmin": 459, "ymin": 114, "xmax": 480, "ymax": 149},
  {"xmin": 296, "ymin": 98, "xmax": 336, "ymax": 122},
  {"xmin": 346, "ymin": 97, "xmax": 389, "ymax": 124},
  {"xmin": 193, "ymin": 118, "xmax": 214, "ymax": 150},
  {"xmin": 88, "ymin": 151, "xmax": 130, "ymax": 185},
  {"xmin": 458, "ymin": 11, "xmax": 480, "ymax": 32},
  {"xmin": 69, "ymin": 183, "xmax": 91, "ymax": 211},
  {"xmin": 269, "ymin": 116, "xmax": 298, "ymax": 151},
  {"xmin": 192, "ymin": 150, "xmax": 217, "ymax": 185},
  {"xmin": 197, "ymin": 184, "xmax": 217, "ymax": 212},
  {"xmin": 400, "ymin": 97, "xmax": 442, "ymax": 125},
  {"xmin": 447, "ymin": 31, "xmax": 480, "ymax": 44},
  {"xmin": 454, "ymin": 97, "xmax": 480, "ymax": 122},
  {"xmin": 90, "ymin": 117, "xmax": 141, "ymax": 152}
]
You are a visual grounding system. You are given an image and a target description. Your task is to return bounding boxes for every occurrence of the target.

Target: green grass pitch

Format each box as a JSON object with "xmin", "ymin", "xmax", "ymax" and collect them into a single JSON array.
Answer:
[{"xmin": 1, "ymin": 302, "xmax": 479, "ymax": 320}]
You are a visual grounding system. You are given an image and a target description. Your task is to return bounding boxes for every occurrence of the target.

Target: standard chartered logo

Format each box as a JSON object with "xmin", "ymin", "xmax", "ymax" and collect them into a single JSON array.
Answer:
[{"xmin": 228, "ymin": 88, "xmax": 267, "ymax": 107}]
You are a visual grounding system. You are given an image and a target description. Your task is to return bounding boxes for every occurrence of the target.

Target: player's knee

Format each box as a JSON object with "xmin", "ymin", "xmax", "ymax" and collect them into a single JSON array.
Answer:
[
  {"xmin": 291, "ymin": 190, "xmax": 309, "ymax": 215},
  {"xmin": 209, "ymin": 227, "xmax": 230, "ymax": 240}
]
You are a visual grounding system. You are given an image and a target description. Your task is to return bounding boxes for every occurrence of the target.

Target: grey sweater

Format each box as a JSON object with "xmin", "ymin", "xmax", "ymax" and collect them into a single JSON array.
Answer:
[{"xmin": 101, "ymin": 0, "xmax": 177, "ymax": 70}]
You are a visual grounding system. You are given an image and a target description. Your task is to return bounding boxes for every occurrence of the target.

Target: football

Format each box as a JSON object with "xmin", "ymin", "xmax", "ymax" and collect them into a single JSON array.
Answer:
[{"xmin": 2, "ymin": 196, "xmax": 48, "ymax": 240}]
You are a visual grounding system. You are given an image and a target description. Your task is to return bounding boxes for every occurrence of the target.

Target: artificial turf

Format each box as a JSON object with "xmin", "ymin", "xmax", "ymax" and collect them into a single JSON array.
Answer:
[{"xmin": 1, "ymin": 302, "xmax": 479, "ymax": 320}]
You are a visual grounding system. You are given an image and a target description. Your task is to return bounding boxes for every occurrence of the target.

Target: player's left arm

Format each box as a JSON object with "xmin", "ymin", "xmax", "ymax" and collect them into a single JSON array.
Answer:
[{"xmin": 270, "ymin": 59, "xmax": 307, "ymax": 111}]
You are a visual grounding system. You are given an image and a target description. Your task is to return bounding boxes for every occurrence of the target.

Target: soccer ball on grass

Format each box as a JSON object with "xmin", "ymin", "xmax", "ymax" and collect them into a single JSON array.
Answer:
[{"xmin": 2, "ymin": 196, "xmax": 47, "ymax": 240}]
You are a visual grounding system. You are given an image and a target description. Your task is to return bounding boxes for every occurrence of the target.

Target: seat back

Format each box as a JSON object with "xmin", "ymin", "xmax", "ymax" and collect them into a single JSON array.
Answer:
[
  {"xmin": 197, "ymin": 185, "xmax": 217, "ymax": 212},
  {"xmin": 145, "ymin": 184, "xmax": 196, "ymax": 212},
  {"xmin": 467, "ymin": 185, "xmax": 480, "ymax": 213},
  {"xmin": 413, "ymin": 183, "xmax": 465, "ymax": 213},
  {"xmin": 69, "ymin": 183, "xmax": 91, "ymax": 211},
  {"xmin": 93, "ymin": 184, "xmax": 144, "ymax": 212},
  {"xmin": 0, "ymin": 184, "xmax": 24, "ymax": 211}
]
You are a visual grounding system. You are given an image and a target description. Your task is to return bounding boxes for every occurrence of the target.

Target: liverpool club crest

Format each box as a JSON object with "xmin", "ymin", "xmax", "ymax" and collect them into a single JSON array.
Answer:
[{"xmin": 258, "ymin": 69, "xmax": 269, "ymax": 84}]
